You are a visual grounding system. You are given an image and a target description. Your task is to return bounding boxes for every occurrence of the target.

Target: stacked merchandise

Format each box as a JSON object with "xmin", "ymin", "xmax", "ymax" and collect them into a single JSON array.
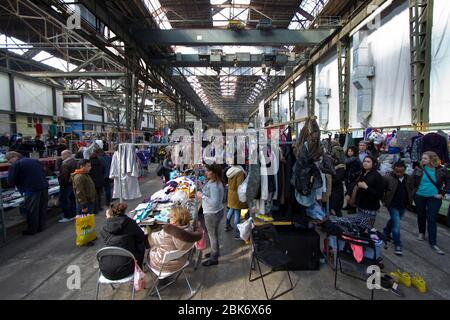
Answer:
[{"xmin": 131, "ymin": 175, "xmax": 200, "ymax": 226}]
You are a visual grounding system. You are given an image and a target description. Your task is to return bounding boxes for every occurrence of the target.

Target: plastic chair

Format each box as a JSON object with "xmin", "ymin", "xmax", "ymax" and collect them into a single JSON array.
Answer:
[
  {"xmin": 95, "ymin": 247, "xmax": 138, "ymax": 300},
  {"xmin": 147, "ymin": 245, "xmax": 196, "ymax": 300},
  {"xmin": 333, "ymin": 233, "xmax": 380, "ymax": 300},
  {"xmin": 248, "ymin": 225, "xmax": 294, "ymax": 300}
]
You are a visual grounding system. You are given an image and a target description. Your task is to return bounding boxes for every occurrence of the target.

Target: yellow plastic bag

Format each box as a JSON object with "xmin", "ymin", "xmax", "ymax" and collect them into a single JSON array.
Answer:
[{"xmin": 75, "ymin": 214, "xmax": 96, "ymax": 246}]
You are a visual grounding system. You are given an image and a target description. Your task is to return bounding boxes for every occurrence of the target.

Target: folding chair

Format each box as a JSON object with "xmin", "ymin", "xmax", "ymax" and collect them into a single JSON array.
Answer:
[
  {"xmin": 147, "ymin": 245, "xmax": 196, "ymax": 300},
  {"xmin": 333, "ymin": 233, "xmax": 380, "ymax": 300},
  {"xmin": 248, "ymin": 225, "xmax": 294, "ymax": 300},
  {"xmin": 95, "ymin": 247, "xmax": 138, "ymax": 300}
]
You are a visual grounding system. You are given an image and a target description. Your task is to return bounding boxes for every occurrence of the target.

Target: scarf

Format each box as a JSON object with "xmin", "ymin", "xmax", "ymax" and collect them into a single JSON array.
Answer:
[{"xmin": 74, "ymin": 168, "xmax": 88, "ymax": 175}]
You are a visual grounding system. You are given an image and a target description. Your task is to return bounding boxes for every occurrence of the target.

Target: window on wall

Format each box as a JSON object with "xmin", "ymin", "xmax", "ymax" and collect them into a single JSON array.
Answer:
[
  {"xmin": 87, "ymin": 104, "xmax": 103, "ymax": 116},
  {"xmin": 27, "ymin": 116, "xmax": 32, "ymax": 128}
]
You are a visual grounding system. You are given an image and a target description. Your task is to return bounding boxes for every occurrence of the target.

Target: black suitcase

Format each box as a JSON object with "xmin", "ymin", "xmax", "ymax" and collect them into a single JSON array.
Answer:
[{"xmin": 274, "ymin": 225, "xmax": 321, "ymax": 271}]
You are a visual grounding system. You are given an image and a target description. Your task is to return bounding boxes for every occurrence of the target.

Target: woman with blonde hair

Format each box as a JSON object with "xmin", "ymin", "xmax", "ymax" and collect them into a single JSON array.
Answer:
[
  {"xmin": 413, "ymin": 151, "xmax": 449, "ymax": 255},
  {"xmin": 148, "ymin": 206, "xmax": 201, "ymax": 273}
]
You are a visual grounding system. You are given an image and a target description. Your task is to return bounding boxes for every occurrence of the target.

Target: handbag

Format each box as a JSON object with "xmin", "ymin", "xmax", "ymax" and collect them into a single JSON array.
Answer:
[
  {"xmin": 195, "ymin": 228, "xmax": 207, "ymax": 250},
  {"xmin": 75, "ymin": 214, "xmax": 96, "ymax": 246},
  {"xmin": 423, "ymin": 168, "xmax": 444, "ymax": 195},
  {"xmin": 133, "ymin": 261, "xmax": 146, "ymax": 291}
]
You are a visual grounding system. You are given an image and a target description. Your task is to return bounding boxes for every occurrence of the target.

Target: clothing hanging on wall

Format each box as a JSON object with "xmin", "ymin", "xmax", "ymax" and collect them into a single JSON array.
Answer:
[{"xmin": 422, "ymin": 132, "xmax": 450, "ymax": 164}]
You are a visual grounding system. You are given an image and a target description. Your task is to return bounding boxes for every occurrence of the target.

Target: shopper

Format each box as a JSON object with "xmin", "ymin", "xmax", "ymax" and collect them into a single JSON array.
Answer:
[
  {"xmin": 329, "ymin": 144, "xmax": 346, "ymax": 217},
  {"xmin": 413, "ymin": 151, "xmax": 449, "ymax": 255},
  {"xmin": 72, "ymin": 159, "xmax": 97, "ymax": 215},
  {"xmin": 96, "ymin": 149, "xmax": 113, "ymax": 207},
  {"xmin": 162, "ymin": 151, "xmax": 175, "ymax": 183},
  {"xmin": 99, "ymin": 203, "xmax": 146, "ymax": 280},
  {"xmin": 358, "ymin": 141, "xmax": 369, "ymax": 163},
  {"xmin": 6, "ymin": 151, "xmax": 49, "ymax": 235},
  {"xmin": 224, "ymin": 164, "xmax": 247, "ymax": 239},
  {"xmin": 57, "ymin": 150, "xmax": 78, "ymax": 223},
  {"xmin": 383, "ymin": 161, "xmax": 415, "ymax": 255},
  {"xmin": 343, "ymin": 146, "xmax": 362, "ymax": 211},
  {"xmin": 148, "ymin": 206, "xmax": 201, "ymax": 273},
  {"xmin": 33, "ymin": 136, "xmax": 45, "ymax": 158},
  {"xmin": 89, "ymin": 153, "xmax": 106, "ymax": 213},
  {"xmin": 332, "ymin": 156, "xmax": 384, "ymax": 229},
  {"xmin": 197, "ymin": 164, "xmax": 224, "ymax": 266}
]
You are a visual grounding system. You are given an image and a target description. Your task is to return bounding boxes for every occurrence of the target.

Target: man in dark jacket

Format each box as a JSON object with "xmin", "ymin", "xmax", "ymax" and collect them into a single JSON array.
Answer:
[
  {"xmin": 6, "ymin": 152, "xmax": 49, "ymax": 235},
  {"xmin": 99, "ymin": 203, "xmax": 146, "ymax": 280},
  {"xmin": 72, "ymin": 160, "xmax": 97, "ymax": 215},
  {"xmin": 383, "ymin": 161, "xmax": 415, "ymax": 256},
  {"xmin": 57, "ymin": 150, "xmax": 78, "ymax": 222},
  {"xmin": 89, "ymin": 154, "xmax": 105, "ymax": 213},
  {"xmin": 95, "ymin": 149, "xmax": 113, "ymax": 206}
]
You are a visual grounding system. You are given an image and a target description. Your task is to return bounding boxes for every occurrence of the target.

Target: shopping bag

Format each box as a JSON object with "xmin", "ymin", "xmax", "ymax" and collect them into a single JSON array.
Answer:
[
  {"xmin": 134, "ymin": 261, "xmax": 146, "ymax": 291},
  {"xmin": 75, "ymin": 214, "xmax": 96, "ymax": 246},
  {"xmin": 237, "ymin": 175, "xmax": 249, "ymax": 203},
  {"xmin": 195, "ymin": 228, "xmax": 207, "ymax": 251},
  {"xmin": 237, "ymin": 217, "xmax": 253, "ymax": 241}
]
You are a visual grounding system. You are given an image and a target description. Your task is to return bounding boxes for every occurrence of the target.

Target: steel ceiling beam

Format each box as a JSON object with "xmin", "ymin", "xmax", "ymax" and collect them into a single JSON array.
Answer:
[
  {"xmin": 23, "ymin": 71, "xmax": 126, "ymax": 78},
  {"xmin": 133, "ymin": 29, "xmax": 334, "ymax": 46}
]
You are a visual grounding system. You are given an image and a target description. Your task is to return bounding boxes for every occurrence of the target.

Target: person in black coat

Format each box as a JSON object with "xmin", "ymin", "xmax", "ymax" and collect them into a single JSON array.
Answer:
[
  {"xmin": 343, "ymin": 146, "xmax": 362, "ymax": 211},
  {"xmin": 99, "ymin": 203, "xmax": 146, "ymax": 280},
  {"xmin": 89, "ymin": 153, "xmax": 106, "ymax": 213}
]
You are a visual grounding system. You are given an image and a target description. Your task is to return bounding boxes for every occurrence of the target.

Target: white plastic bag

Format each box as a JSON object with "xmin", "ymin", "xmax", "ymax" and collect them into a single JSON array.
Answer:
[
  {"xmin": 237, "ymin": 217, "xmax": 253, "ymax": 241},
  {"xmin": 237, "ymin": 175, "xmax": 249, "ymax": 203}
]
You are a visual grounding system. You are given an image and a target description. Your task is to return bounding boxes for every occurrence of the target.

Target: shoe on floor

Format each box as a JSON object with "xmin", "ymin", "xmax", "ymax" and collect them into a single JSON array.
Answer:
[
  {"xmin": 202, "ymin": 259, "xmax": 218, "ymax": 267},
  {"xmin": 394, "ymin": 246, "xmax": 403, "ymax": 256},
  {"xmin": 224, "ymin": 225, "xmax": 232, "ymax": 232},
  {"xmin": 22, "ymin": 230, "xmax": 36, "ymax": 236},
  {"xmin": 411, "ymin": 274, "xmax": 427, "ymax": 293},
  {"xmin": 417, "ymin": 233, "xmax": 425, "ymax": 241},
  {"xmin": 431, "ymin": 245, "xmax": 445, "ymax": 255},
  {"xmin": 390, "ymin": 270, "xmax": 411, "ymax": 287},
  {"xmin": 58, "ymin": 217, "xmax": 74, "ymax": 223}
]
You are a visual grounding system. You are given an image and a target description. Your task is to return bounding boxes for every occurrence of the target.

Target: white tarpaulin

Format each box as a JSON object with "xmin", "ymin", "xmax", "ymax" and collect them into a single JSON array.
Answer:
[
  {"xmin": 314, "ymin": 53, "xmax": 340, "ymax": 131},
  {"xmin": 14, "ymin": 77, "xmax": 53, "ymax": 116},
  {"xmin": 280, "ymin": 89, "xmax": 290, "ymax": 123},
  {"xmin": 430, "ymin": 0, "xmax": 450, "ymax": 124},
  {"xmin": 349, "ymin": 1, "xmax": 411, "ymax": 129},
  {"xmin": 0, "ymin": 73, "xmax": 10, "ymax": 111},
  {"xmin": 294, "ymin": 78, "xmax": 308, "ymax": 133}
]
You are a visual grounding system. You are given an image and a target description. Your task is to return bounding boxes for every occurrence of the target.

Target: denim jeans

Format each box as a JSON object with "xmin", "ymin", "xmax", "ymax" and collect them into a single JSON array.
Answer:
[
  {"xmin": 226, "ymin": 208, "xmax": 241, "ymax": 237},
  {"xmin": 59, "ymin": 185, "xmax": 76, "ymax": 219},
  {"xmin": 414, "ymin": 194, "xmax": 442, "ymax": 246},
  {"xmin": 204, "ymin": 211, "xmax": 224, "ymax": 262},
  {"xmin": 384, "ymin": 207, "xmax": 405, "ymax": 247}
]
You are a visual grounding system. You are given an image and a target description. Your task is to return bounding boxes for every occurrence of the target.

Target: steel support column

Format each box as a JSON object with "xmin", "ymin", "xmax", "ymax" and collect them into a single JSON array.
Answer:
[
  {"xmin": 306, "ymin": 68, "xmax": 315, "ymax": 117},
  {"xmin": 337, "ymin": 38, "xmax": 351, "ymax": 132},
  {"xmin": 409, "ymin": 0, "xmax": 433, "ymax": 129}
]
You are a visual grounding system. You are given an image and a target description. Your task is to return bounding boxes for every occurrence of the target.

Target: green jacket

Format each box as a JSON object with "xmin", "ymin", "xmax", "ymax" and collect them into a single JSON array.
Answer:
[{"xmin": 71, "ymin": 172, "xmax": 96, "ymax": 207}]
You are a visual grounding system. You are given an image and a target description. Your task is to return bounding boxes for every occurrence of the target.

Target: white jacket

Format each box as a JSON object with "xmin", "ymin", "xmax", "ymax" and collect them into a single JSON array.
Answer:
[{"xmin": 109, "ymin": 143, "xmax": 141, "ymax": 200}]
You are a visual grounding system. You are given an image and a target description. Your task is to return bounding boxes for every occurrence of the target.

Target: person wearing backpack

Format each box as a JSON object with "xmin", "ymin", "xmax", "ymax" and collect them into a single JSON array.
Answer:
[
  {"xmin": 224, "ymin": 164, "xmax": 247, "ymax": 239},
  {"xmin": 413, "ymin": 151, "xmax": 449, "ymax": 255}
]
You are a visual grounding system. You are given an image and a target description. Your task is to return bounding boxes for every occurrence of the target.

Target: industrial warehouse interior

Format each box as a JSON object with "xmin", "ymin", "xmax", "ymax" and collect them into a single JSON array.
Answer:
[{"xmin": 0, "ymin": 0, "xmax": 449, "ymax": 305}]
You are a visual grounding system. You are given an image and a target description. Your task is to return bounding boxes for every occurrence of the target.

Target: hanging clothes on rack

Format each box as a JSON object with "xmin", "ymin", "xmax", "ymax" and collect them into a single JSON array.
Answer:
[
  {"xmin": 109, "ymin": 143, "xmax": 142, "ymax": 200},
  {"xmin": 422, "ymin": 132, "xmax": 450, "ymax": 164}
]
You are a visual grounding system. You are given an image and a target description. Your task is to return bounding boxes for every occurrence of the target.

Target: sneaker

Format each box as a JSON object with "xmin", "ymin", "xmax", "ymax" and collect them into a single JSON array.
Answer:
[
  {"xmin": 58, "ymin": 217, "xmax": 74, "ymax": 223},
  {"xmin": 394, "ymin": 246, "xmax": 403, "ymax": 256},
  {"xmin": 202, "ymin": 259, "xmax": 218, "ymax": 267},
  {"xmin": 411, "ymin": 274, "xmax": 427, "ymax": 293},
  {"xmin": 431, "ymin": 245, "xmax": 445, "ymax": 255},
  {"xmin": 224, "ymin": 225, "xmax": 232, "ymax": 232},
  {"xmin": 390, "ymin": 270, "xmax": 411, "ymax": 287},
  {"xmin": 417, "ymin": 233, "xmax": 425, "ymax": 241}
]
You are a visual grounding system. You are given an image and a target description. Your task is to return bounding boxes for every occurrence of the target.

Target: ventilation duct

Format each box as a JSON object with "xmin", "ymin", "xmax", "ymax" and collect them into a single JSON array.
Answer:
[
  {"xmin": 352, "ymin": 31, "xmax": 374, "ymax": 126},
  {"xmin": 316, "ymin": 87, "xmax": 331, "ymax": 130}
]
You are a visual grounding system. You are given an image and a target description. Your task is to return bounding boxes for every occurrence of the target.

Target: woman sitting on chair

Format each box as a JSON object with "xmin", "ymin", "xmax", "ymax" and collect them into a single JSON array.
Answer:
[
  {"xmin": 148, "ymin": 207, "xmax": 201, "ymax": 273},
  {"xmin": 99, "ymin": 203, "xmax": 146, "ymax": 280}
]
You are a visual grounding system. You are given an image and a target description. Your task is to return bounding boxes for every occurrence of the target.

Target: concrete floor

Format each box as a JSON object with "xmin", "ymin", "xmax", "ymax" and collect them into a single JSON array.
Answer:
[{"xmin": 0, "ymin": 166, "xmax": 449, "ymax": 300}]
